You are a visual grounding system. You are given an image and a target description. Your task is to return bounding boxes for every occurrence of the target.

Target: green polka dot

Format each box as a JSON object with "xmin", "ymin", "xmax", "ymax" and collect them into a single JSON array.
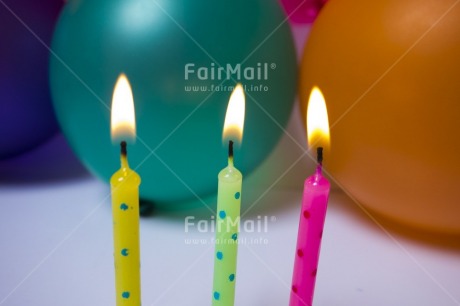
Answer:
[
  {"xmin": 216, "ymin": 251, "xmax": 223, "ymax": 260},
  {"xmin": 229, "ymin": 274, "xmax": 235, "ymax": 282},
  {"xmin": 213, "ymin": 291, "xmax": 220, "ymax": 300},
  {"xmin": 219, "ymin": 210, "xmax": 226, "ymax": 219},
  {"xmin": 231, "ymin": 233, "xmax": 238, "ymax": 241},
  {"xmin": 121, "ymin": 291, "xmax": 130, "ymax": 299},
  {"xmin": 234, "ymin": 192, "xmax": 240, "ymax": 199},
  {"xmin": 120, "ymin": 203, "xmax": 128, "ymax": 211}
]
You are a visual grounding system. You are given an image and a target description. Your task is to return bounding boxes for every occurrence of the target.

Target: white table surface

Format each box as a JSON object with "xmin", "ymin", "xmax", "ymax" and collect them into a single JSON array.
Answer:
[
  {"xmin": 1, "ymin": 24, "xmax": 460, "ymax": 306},
  {"xmin": 2, "ymin": 110, "xmax": 460, "ymax": 306}
]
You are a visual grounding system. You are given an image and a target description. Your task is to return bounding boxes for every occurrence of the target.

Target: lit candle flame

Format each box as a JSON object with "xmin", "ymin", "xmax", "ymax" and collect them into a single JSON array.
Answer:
[
  {"xmin": 223, "ymin": 83, "xmax": 245, "ymax": 144},
  {"xmin": 307, "ymin": 86, "xmax": 330, "ymax": 150},
  {"xmin": 111, "ymin": 73, "xmax": 136, "ymax": 143}
]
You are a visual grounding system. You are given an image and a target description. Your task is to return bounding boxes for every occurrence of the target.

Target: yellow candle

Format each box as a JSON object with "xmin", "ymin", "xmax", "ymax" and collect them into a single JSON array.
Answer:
[
  {"xmin": 111, "ymin": 142, "xmax": 141, "ymax": 305},
  {"xmin": 110, "ymin": 73, "xmax": 141, "ymax": 305}
]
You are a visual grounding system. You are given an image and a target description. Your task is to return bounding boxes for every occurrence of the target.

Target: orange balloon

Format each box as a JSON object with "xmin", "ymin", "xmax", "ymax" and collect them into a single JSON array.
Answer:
[{"xmin": 300, "ymin": 0, "xmax": 460, "ymax": 234}]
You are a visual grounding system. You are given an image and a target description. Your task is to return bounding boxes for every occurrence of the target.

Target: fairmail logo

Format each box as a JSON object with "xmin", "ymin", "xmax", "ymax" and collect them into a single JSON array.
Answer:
[{"xmin": 184, "ymin": 62, "xmax": 276, "ymax": 81}]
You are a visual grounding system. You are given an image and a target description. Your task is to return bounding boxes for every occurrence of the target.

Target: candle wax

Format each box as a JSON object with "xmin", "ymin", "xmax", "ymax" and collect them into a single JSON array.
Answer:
[
  {"xmin": 212, "ymin": 158, "xmax": 242, "ymax": 306},
  {"xmin": 290, "ymin": 165, "xmax": 330, "ymax": 306},
  {"xmin": 110, "ymin": 154, "xmax": 141, "ymax": 306}
]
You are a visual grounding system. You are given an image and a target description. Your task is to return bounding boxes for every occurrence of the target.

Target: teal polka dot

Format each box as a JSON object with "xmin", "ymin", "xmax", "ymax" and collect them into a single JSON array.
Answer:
[
  {"xmin": 219, "ymin": 210, "xmax": 226, "ymax": 219},
  {"xmin": 231, "ymin": 233, "xmax": 238, "ymax": 241},
  {"xmin": 216, "ymin": 251, "xmax": 223, "ymax": 260},
  {"xmin": 121, "ymin": 248, "xmax": 129, "ymax": 256},
  {"xmin": 229, "ymin": 274, "xmax": 235, "ymax": 282},
  {"xmin": 213, "ymin": 291, "xmax": 220, "ymax": 300},
  {"xmin": 120, "ymin": 203, "xmax": 128, "ymax": 211},
  {"xmin": 121, "ymin": 291, "xmax": 130, "ymax": 299},
  {"xmin": 234, "ymin": 192, "xmax": 240, "ymax": 199}
]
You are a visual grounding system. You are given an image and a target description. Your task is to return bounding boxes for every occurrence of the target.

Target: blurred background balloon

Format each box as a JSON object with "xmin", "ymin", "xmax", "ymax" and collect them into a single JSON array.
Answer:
[
  {"xmin": 0, "ymin": 0, "xmax": 63, "ymax": 159},
  {"xmin": 299, "ymin": 0, "xmax": 460, "ymax": 234},
  {"xmin": 279, "ymin": 0, "xmax": 328, "ymax": 24},
  {"xmin": 50, "ymin": 0, "xmax": 297, "ymax": 205}
]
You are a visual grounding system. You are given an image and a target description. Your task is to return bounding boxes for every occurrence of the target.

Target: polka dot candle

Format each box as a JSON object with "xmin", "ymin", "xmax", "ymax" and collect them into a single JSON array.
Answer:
[
  {"xmin": 290, "ymin": 87, "xmax": 330, "ymax": 306},
  {"xmin": 290, "ymin": 163, "xmax": 329, "ymax": 306},
  {"xmin": 212, "ymin": 84, "xmax": 245, "ymax": 306},
  {"xmin": 110, "ymin": 74, "xmax": 142, "ymax": 306},
  {"xmin": 212, "ymin": 150, "xmax": 242, "ymax": 306},
  {"xmin": 111, "ymin": 143, "xmax": 142, "ymax": 306}
]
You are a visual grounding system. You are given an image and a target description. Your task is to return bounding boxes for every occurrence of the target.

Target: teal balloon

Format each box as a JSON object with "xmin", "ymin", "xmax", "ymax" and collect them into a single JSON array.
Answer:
[{"xmin": 50, "ymin": 0, "xmax": 297, "ymax": 204}]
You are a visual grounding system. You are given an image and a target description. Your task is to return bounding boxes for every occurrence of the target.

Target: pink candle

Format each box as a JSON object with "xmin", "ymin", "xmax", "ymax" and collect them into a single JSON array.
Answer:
[
  {"xmin": 290, "ymin": 86, "xmax": 330, "ymax": 306},
  {"xmin": 290, "ymin": 149, "xmax": 330, "ymax": 306}
]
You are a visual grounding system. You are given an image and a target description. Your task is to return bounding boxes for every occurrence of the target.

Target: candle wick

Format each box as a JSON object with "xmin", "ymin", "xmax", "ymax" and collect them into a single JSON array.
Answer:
[
  {"xmin": 229, "ymin": 140, "xmax": 234, "ymax": 159},
  {"xmin": 317, "ymin": 147, "xmax": 323, "ymax": 165},
  {"xmin": 121, "ymin": 141, "xmax": 127, "ymax": 157}
]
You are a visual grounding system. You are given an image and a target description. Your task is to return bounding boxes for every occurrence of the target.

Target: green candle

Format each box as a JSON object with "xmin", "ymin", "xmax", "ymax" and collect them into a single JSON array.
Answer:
[{"xmin": 212, "ymin": 84, "xmax": 245, "ymax": 306}]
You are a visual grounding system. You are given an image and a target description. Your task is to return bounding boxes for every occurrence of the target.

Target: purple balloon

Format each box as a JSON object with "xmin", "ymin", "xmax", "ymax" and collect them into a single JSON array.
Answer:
[
  {"xmin": 279, "ymin": 0, "xmax": 327, "ymax": 24},
  {"xmin": 0, "ymin": 0, "xmax": 63, "ymax": 159}
]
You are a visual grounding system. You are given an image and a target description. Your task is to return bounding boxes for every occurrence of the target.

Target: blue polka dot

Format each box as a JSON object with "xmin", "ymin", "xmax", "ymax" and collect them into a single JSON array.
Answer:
[
  {"xmin": 234, "ymin": 192, "xmax": 240, "ymax": 199},
  {"xmin": 121, "ymin": 248, "xmax": 129, "ymax": 256},
  {"xmin": 229, "ymin": 274, "xmax": 235, "ymax": 282},
  {"xmin": 231, "ymin": 233, "xmax": 238, "ymax": 241},
  {"xmin": 120, "ymin": 203, "xmax": 128, "ymax": 211},
  {"xmin": 213, "ymin": 291, "xmax": 220, "ymax": 300},
  {"xmin": 219, "ymin": 210, "xmax": 226, "ymax": 219},
  {"xmin": 216, "ymin": 251, "xmax": 223, "ymax": 260},
  {"xmin": 121, "ymin": 291, "xmax": 130, "ymax": 299}
]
